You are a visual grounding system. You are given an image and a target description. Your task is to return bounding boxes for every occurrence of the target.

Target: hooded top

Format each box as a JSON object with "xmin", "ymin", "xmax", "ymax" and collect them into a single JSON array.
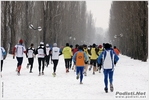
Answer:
[
  {"xmin": 97, "ymin": 43, "xmax": 119, "ymax": 70},
  {"xmin": 62, "ymin": 46, "xmax": 73, "ymax": 59}
]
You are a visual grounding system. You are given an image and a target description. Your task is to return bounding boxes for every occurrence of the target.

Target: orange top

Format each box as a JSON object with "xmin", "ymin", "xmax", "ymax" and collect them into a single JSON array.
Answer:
[
  {"xmin": 76, "ymin": 52, "xmax": 85, "ymax": 66},
  {"xmin": 114, "ymin": 48, "xmax": 120, "ymax": 55}
]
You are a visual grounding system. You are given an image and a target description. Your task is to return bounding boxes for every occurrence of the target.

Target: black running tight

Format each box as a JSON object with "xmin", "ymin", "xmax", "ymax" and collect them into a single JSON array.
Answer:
[{"xmin": 53, "ymin": 60, "xmax": 59, "ymax": 72}]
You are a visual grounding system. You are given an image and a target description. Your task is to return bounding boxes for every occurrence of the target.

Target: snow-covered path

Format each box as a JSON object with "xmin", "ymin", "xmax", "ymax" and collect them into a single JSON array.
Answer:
[{"xmin": 0, "ymin": 54, "xmax": 148, "ymax": 99}]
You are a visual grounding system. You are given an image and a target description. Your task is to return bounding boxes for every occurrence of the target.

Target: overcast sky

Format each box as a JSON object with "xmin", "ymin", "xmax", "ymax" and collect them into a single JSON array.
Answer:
[{"xmin": 86, "ymin": 0, "xmax": 112, "ymax": 29}]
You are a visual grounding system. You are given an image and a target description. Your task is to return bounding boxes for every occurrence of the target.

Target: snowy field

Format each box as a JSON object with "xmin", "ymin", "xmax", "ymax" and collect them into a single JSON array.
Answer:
[{"xmin": 0, "ymin": 54, "xmax": 148, "ymax": 100}]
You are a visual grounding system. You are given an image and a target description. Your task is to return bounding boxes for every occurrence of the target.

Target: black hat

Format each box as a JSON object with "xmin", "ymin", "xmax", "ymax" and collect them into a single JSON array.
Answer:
[
  {"xmin": 75, "ymin": 44, "xmax": 79, "ymax": 48},
  {"xmin": 66, "ymin": 43, "xmax": 69, "ymax": 46},
  {"xmin": 70, "ymin": 45, "xmax": 73, "ymax": 48},
  {"xmin": 78, "ymin": 45, "xmax": 83, "ymax": 50},
  {"xmin": 104, "ymin": 43, "xmax": 111, "ymax": 49},
  {"xmin": 31, "ymin": 43, "xmax": 34, "ymax": 46},
  {"xmin": 93, "ymin": 43, "xmax": 96, "ymax": 47}
]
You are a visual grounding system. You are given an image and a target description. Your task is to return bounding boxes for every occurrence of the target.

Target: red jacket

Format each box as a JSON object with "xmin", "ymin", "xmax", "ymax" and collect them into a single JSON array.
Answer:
[{"xmin": 73, "ymin": 48, "xmax": 78, "ymax": 55}]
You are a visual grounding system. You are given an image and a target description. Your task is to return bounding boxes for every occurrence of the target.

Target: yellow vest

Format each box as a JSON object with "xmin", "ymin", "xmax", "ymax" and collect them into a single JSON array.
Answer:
[
  {"xmin": 98, "ymin": 48, "xmax": 103, "ymax": 55},
  {"xmin": 83, "ymin": 48, "xmax": 89, "ymax": 61},
  {"xmin": 90, "ymin": 48, "xmax": 98, "ymax": 60}
]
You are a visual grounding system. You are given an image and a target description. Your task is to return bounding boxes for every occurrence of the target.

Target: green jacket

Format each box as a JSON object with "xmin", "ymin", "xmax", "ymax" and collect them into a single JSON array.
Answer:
[{"xmin": 62, "ymin": 46, "xmax": 73, "ymax": 59}]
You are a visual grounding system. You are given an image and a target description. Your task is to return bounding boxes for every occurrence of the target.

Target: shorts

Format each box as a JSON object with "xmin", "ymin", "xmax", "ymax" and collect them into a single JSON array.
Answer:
[{"xmin": 90, "ymin": 59, "xmax": 97, "ymax": 66}]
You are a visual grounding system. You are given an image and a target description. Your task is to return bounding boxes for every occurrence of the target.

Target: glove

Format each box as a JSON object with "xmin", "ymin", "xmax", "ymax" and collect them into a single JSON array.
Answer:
[
  {"xmin": 3, "ymin": 56, "xmax": 6, "ymax": 60},
  {"xmin": 12, "ymin": 54, "xmax": 15, "ymax": 59},
  {"xmin": 114, "ymin": 62, "xmax": 116, "ymax": 65}
]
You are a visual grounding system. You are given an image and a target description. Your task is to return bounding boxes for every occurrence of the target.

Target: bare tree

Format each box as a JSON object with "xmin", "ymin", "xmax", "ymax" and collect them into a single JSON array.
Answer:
[
  {"xmin": 1, "ymin": 1, "xmax": 96, "ymax": 54},
  {"xmin": 109, "ymin": 1, "xmax": 148, "ymax": 61}
]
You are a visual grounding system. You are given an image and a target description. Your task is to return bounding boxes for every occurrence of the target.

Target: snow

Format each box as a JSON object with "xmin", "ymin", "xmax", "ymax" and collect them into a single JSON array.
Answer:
[{"xmin": 0, "ymin": 54, "xmax": 148, "ymax": 99}]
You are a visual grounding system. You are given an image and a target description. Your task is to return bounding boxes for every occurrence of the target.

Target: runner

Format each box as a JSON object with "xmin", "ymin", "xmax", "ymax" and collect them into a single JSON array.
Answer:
[
  {"xmin": 97, "ymin": 43, "xmax": 119, "ymax": 93},
  {"xmin": 51, "ymin": 43, "xmax": 61, "ymax": 77},
  {"xmin": 89, "ymin": 43, "xmax": 99, "ymax": 75},
  {"xmin": 26, "ymin": 43, "xmax": 36, "ymax": 73},
  {"xmin": 0, "ymin": 46, "xmax": 6, "ymax": 77},
  {"xmin": 12, "ymin": 39, "xmax": 26, "ymax": 75},
  {"xmin": 36, "ymin": 42, "xmax": 46, "ymax": 76},
  {"xmin": 45, "ymin": 43, "xmax": 51, "ymax": 67},
  {"xmin": 62, "ymin": 43, "xmax": 73, "ymax": 73},
  {"xmin": 83, "ymin": 44, "xmax": 89, "ymax": 76},
  {"xmin": 72, "ymin": 44, "xmax": 79, "ymax": 71},
  {"xmin": 97, "ymin": 44, "xmax": 103, "ymax": 73},
  {"xmin": 73, "ymin": 45, "xmax": 88, "ymax": 84}
]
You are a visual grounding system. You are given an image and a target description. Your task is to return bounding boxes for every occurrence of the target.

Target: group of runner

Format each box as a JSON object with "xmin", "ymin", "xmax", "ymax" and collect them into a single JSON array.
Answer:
[
  {"xmin": 61, "ymin": 42, "xmax": 120, "ymax": 89},
  {"xmin": 1, "ymin": 39, "xmax": 120, "ymax": 93}
]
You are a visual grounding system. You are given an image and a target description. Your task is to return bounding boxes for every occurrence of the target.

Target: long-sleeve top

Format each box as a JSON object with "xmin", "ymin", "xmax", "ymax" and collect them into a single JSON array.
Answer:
[
  {"xmin": 0, "ymin": 47, "xmax": 6, "ymax": 60},
  {"xmin": 73, "ymin": 50, "xmax": 88, "ymax": 66},
  {"xmin": 12, "ymin": 44, "xmax": 26, "ymax": 57},
  {"xmin": 36, "ymin": 46, "xmax": 46, "ymax": 58},
  {"xmin": 97, "ymin": 48, "xmax": 119, "ymax": 69}
]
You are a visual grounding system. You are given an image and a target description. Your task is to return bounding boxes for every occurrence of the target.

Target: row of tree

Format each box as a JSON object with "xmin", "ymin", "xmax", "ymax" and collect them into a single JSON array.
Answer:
[
  {"xmin": 2, "ymin": 1, "xmax": 147, "ymax": 61},
  {"xmin": 1, "ymin": 1, "xmax": 96, "ymax": 54},
  {"xmin": 109, "ymin": 1, "xmax": 148, "ymax": 61}
]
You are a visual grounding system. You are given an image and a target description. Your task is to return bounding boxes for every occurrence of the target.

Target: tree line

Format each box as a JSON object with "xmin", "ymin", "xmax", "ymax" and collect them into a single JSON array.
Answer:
[
  {"xmin": 109, "ymin": 1, "xmax": 148, "ymax": 61},
  {"xmin": 1, "ymin": 1, "xmax": 96, "ymax": 54},
  {"xmin": 1, "ymin": 1, "xmax": 148, "ymax": 62}
]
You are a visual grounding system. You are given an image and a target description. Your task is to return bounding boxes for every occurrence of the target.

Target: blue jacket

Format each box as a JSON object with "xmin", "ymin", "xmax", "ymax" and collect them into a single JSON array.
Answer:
[
  {"xmin": 97, "ymin": 48, "xmax": 119, "ymax": 69},
  {"xmin": 0, "ymin": 46, "xmax": 6, "ymax": 60}
]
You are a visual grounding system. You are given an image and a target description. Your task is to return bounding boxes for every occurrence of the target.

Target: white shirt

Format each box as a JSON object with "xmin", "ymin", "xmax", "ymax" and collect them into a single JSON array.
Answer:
[
  {"xmin": 27, "ymin": 47, "xmax": 35, "ymax": 58},
  {"xmin": 15, "ymin": 44, "xmax": 26, "ymax": 57},
  {"xmin": 37, "ymin": 46, "xmax": 46, "ymax": 58},
  {"xmin": 46, "ymin": 47, "xmax": 50, "ymax": 56},
  {"xmin": 52, "ymin": 47, "xmax": 60, "ymax": 60},
  {"xmin": 103, "ymin": 50, "xmax": 113, "ymax": 69},
  {"xmin": 0, "ymin": 47, "xmax": 6, "ymax": 60}
]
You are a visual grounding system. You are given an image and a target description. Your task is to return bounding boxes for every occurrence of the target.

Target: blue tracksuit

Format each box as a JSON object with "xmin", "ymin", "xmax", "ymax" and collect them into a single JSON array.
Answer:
[
  {"xmin": 73, "ymin": 50, "xmax": 88, "ymax": 82},
  {"xmin": 97, "ymin": 48, "xmax": 119, "ymax": 89}
]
